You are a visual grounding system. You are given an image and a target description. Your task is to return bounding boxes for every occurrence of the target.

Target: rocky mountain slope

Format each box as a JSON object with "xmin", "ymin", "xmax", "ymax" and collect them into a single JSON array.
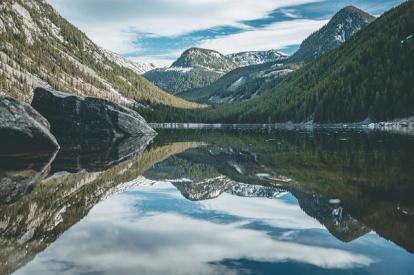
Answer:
[
  {"xmin": 227, "ymin": 49, "xmax": 288, "ymax": 67},
  {"xmin": 289, "ymin": 6, "xmax": 375, "ymax": 63},
  {"xmin": 144, "ymin": 47, "xmax": 238, "ymax": 94},
  {"xmin": 172, "ymin": 47, "xmax": 237, "ymax": 73},
  {"xmin": 178, "ymin": 62, "xmax": 298, "ymax": 103},
  {"xmin": 0, "ymin": 0, "xmax": 201, "ymax": 109},
  {"xmin": 100, "ymin": 48, "xmax": 157, "ymax": 74}
]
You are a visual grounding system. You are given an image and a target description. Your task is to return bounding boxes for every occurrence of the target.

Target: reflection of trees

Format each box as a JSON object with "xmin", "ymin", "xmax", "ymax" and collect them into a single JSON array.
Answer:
[
  {"xmin": 153, "ymin": 130, "xmax": 414, "ymax": 253},
  {"xmin": 0, "ymin": 141, "xmax": 205, "ymax": 275}
]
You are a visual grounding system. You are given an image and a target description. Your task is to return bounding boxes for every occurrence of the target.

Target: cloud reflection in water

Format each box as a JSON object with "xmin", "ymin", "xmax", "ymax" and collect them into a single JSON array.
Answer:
[{"xmin": 16, "ymin": 183, "xmax": 374, "ymax": 275}]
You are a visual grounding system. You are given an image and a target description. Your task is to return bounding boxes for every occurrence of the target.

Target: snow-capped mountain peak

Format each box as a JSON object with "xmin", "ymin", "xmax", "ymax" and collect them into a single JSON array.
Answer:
[
  {"xmin": 100, "ymin": 48, "xmax": 157, "ymax": 75},
  {"xmin": 171, "ymin": 47, "xmax": 237, "ymax": 73},
  {"xmin": 227, "ymin": 49, "xmax": 289, "ymax": 67}
]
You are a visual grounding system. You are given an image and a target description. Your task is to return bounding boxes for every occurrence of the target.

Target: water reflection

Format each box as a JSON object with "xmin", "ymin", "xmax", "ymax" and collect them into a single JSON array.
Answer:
[
  {"xmin": 1, "ymin": 129, "xmax": 414, "ymax": 274},
  {"xmin": 0, "ymin": 152, "xmax": 57, "ymax": 205},
  {"xmin": 14, "ymin": 184, "xmax": 412, "ymax": 275}
]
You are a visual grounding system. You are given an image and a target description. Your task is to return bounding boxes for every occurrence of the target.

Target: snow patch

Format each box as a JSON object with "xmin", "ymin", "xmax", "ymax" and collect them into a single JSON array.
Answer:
[
  {"xmin": 101, "ymin": 48, "xmax": 157, "ymax": 74},
  {"xmin": 227, "ymin": 77, "xmax": 246, "ymax": 92}
]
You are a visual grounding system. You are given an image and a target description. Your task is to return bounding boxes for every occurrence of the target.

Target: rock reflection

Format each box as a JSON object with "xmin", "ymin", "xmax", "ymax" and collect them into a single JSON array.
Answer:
[
  {"xmin": 51, "ymin": 135, "xmax": 156, "ymax": 172},
  {"xmin": 0, "ymin": 152, "xmax": 57, "ymax": 205}
]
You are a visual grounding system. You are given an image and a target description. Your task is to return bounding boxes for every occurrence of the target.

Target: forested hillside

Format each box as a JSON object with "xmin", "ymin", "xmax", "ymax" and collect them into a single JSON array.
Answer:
[
  {"xmin": 0, "ymin": 0, "xmax": 202, "ymax": 109},
  {"xmin": 178, "ymin": 63, "xmax": 299, "ymax": 103}
]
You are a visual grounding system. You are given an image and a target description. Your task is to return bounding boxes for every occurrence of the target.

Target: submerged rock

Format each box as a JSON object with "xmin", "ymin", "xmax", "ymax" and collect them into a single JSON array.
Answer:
[
  {"xmin": 31, "ymin": 87, "xmax": 156, "ymax": 143},
  {"xmin": 0, "ymin": 96, "xmax": 60, "ymax": 155}
]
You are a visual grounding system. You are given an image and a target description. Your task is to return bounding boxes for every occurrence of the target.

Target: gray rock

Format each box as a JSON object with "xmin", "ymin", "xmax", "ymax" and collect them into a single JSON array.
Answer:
[
  {"xmin": 31, "ymin": 87, "xmax": 157, "ymax": 143},
  {"xmin": 0, "ymin": 96, "xmax": 60, "ymax": 155}
]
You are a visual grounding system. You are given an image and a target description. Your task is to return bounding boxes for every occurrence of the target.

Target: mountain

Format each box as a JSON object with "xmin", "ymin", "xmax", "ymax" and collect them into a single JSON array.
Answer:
[
  {"xmin": 227, "ymin": 49, "xmax": 288, "ymax": 67},
  {"xmin": 141, "ymin": 2, "xmax": 413, "ymax": 123},
  {"xmin": 215, "ymin": 2, "xmax": 413, "ymax": 123},
  {"xmin": 172, "ymin": 47, "xmax": 237, "ymax": 72},
  {"xmin": 100, "ymin": 49, "xmax": 157, "ymax": 74},
  {"xmin": 289, "ymin": 6, "xmax": 375, "ymax": 63},
  {"xmin": 178, "ymin": 62, "xmax": 298, "ymax": 103},
  {"xmin": 174, "ymin": 7, "xmax": 373, "ymax": 105},
  {"xmin": 144, "ymin": 47, "xmax": 237, "ymax": 94},
  {"xmin": 0, "ymin": 0, "xmax": 201, "ymax": 109}
]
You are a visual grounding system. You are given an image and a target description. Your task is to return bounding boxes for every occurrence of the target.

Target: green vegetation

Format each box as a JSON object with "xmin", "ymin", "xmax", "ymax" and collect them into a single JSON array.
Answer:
[
  {"xmin": 178, "ymin": 63, "xmax": 298, "ymax": 103},
  {"xmin": 144, "ymin": 68, "xmax": 222, "ymax": 95}
]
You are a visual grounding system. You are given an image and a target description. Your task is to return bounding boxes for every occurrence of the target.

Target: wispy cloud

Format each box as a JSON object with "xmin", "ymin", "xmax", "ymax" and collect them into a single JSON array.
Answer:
[
  {"xmin": 198, "ymin": 19, "xmax": 328, "ymax": 54},
  {"xmin": 48, "ymin": 0, "xmax": 321, "ymax": 54}
]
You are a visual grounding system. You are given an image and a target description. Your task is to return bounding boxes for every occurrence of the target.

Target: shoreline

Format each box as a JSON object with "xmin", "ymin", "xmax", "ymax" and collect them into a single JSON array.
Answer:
[{"xmin": 150, "ymin": 117, "xmax": 414, "ymax": 135}]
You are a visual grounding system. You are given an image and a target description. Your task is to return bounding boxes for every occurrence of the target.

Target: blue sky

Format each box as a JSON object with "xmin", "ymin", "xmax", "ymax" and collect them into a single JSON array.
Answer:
[{"xmin": 48, "ymin": 0, "xmax": 403, "ymax": 66}]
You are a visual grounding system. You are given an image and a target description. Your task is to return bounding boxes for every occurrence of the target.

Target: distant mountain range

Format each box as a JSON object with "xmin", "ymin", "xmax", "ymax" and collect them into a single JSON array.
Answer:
[
  {"xmin": 175, "ymin": 6, "xmax": 373, "ymax": 104},
  {"xmin": 0, "ymin": 0, "xmax": 201, "ymax": 109},
  {"xmin": 227, "ymin": 49, "xmax": 288, "ymax": 67},
  {"xmin": 143, "ymin": 48, "xmax": 236, "ymax": 94},
  {"xmin": 144, "ymin": 47, "xmax": 289, "ymax": 95}
]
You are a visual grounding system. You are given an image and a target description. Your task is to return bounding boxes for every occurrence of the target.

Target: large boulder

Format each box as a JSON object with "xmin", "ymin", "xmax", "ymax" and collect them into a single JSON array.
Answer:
[
  {"xmin": 0, "ymin": 96, "xmax": 60, "ymax": 155},
  {"xmin": 31, "ymin": 88, "xmax": 157, "ymax": 143}
]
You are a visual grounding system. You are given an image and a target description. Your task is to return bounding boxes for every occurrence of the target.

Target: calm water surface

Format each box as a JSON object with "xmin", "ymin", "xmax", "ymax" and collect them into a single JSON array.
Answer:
[{"xmin": 1, "ymin": 128, "xmax": 414, "ymax": 275}]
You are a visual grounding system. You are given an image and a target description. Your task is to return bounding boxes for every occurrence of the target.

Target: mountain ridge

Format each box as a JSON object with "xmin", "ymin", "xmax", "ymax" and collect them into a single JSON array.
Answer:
[{"xmin": 227, "ymin": 49, "xmax": 288, "ymax": 67}]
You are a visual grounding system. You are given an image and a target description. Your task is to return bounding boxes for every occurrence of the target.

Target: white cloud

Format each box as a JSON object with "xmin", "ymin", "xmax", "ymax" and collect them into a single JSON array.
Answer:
[
  {"xmin": 48, "ymin": 0, "xmax": 323, "ymax": 54},
  {"xmin": 17, "ymin": 183, "xmax": 374, "ymax": 275},
  {"xmin": 198, "ymin": 19, "xmax": 328, "ymax": 54}
]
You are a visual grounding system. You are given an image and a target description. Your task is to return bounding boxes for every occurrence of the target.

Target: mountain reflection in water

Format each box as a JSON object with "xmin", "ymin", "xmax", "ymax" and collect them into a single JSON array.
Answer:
[{"xmin": 1, "ymin": 129, "xmax": 414, "ymax": 275}]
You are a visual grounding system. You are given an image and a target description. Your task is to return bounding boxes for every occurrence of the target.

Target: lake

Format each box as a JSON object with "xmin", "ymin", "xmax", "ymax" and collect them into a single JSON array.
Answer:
[{"xmin": 1, "ymin": 128, "xmax": 414, "ymax": 275}]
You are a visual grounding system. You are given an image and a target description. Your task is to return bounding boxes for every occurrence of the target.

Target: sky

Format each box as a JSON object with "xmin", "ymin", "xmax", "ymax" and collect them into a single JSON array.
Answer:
[{"xmin": 48, "ymin": 0, "xmax": 404, "ymax": 67}]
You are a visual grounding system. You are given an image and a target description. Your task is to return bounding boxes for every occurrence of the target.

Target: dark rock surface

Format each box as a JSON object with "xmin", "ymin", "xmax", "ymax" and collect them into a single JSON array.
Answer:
[
  {"xmin": 31, "ymin": 88, "xmax": 156, "ymax": 144},
  {"xmin": 0, "ymin": 96, "xmax": 60, "ymax": 155}
]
